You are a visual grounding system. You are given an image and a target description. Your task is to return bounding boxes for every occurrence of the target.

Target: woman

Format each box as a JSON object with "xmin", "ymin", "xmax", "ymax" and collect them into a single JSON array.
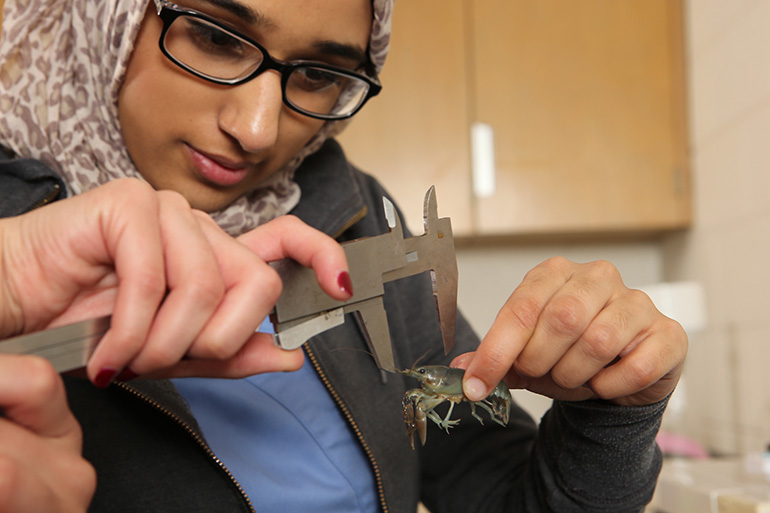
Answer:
[{"xmin": 0, "ymin": 0, "xmax": 687, "ymax": 511}]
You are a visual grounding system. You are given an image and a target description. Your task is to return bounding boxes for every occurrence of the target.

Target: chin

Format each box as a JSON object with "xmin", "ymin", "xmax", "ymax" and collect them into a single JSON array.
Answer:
[
  {"xmin": 171, "ymin": 184, "xmax": 241, "ymax": 213},
  {"xmin": 190, "ymin": 196, "xmax": 240, "ymax": 213}
]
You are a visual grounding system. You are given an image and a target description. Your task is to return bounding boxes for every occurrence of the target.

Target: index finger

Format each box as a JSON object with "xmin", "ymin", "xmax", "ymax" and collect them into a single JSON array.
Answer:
[
  {"xmin": 84, "ymin": 181, "xmax": 167, "ymax": 383},
  {"xmin": 460, "ymin": 259, "xmax": 569, "ymax": 401},
  {"xmin": 236, "ymin": 215, "xmax": 351, "ymax": 300},
  {"xmin": 461, "ymin": 291, "xmax": 544, "ymax": 401}
]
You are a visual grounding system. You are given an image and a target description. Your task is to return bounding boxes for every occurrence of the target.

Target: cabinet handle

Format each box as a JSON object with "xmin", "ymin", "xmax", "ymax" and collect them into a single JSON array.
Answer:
[{"xmin": 471, "ymin": 122, "xmax": 496, "ymax": 198}]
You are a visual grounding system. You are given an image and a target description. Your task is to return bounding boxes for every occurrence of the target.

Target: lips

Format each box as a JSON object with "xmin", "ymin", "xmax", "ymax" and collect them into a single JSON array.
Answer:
[{"xmin": 186, "ymin": 144, "xmax": 250, "ymax": 187}]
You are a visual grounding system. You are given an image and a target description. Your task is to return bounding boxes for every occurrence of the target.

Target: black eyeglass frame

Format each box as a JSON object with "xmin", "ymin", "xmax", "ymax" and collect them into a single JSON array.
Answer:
[{"xmin": 154, "ymin": 0, "xmax": 383, "ymax": 120}]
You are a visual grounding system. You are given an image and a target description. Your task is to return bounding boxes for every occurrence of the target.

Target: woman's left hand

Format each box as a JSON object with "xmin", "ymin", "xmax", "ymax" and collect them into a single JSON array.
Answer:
[
  {"xmin": 146, "ymin": 214, "xmax": 353, "ymax": 379},
  {"xmin": 452, "ymin": 257, "xmax": 688, "ymax": 407},
  {"xmin": 1, "ymin": 180, "xmax": 350, "ymax": 383}
]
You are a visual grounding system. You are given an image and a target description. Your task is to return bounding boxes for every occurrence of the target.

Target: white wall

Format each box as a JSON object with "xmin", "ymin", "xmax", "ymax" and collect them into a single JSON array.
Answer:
[{"xmin": 661, "ymin": 0, "xmax": 770, "ymax": 454}]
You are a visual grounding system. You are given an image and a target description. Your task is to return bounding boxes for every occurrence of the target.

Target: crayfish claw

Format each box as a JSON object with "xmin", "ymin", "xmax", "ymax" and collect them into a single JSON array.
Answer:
[
  {"xmin": 415, "ymin": 405, "xmax": 427, "ymax": 446},
  {"xmin": 402, "ymin": 394, "xmax": 428, "ymax": 449},
  {"xmin": 402, "ymin": 401, "xmax": 417, "ymax": 449}
]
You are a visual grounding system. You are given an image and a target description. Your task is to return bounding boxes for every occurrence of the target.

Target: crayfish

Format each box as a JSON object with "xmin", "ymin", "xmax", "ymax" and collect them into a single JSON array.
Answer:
[{"xmin": 399, "ymin": 365, "xmax": 511, "ymax": 448}]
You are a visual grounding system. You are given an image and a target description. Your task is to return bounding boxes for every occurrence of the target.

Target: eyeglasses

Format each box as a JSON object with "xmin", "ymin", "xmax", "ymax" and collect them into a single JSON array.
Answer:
[{"xmin": 153, "ymin": 0, "xmax": 382, "ymax": 120}]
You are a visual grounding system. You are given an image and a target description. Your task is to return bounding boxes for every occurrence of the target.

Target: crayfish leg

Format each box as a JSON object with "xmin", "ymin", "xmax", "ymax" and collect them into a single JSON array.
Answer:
[
  {"xmin": 437, "ymin": 402, "xmax": 462, "ymax": 433},
  {"xmin": 468, "ymin": 402, "xmax": 485, "ymax": 425},
  {"xmin": 478, "ymin": 400, "xmax": 508, "ymax": 427}
]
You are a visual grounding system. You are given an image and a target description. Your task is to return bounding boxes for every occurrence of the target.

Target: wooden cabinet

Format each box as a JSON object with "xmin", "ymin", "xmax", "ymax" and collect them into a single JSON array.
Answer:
[
  {"xmin": 338, "ymin": 0, "xmax": 475, "ymax": 235},
  {"xmin": 338, "ymin": 0, "xmax": 691, "ymax": 239}
]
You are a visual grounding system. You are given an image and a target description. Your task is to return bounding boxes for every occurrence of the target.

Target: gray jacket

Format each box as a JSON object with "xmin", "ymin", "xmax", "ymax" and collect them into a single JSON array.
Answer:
[{"xmin": 0, "ymin": 140, "xmax": 666, "ymax": 512}]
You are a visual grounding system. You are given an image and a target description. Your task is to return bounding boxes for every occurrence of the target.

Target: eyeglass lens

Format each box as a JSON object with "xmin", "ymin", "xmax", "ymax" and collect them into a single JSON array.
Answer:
[{"xmin": 163, "ymin": 15, "xmax": 371, "ymax": 117}]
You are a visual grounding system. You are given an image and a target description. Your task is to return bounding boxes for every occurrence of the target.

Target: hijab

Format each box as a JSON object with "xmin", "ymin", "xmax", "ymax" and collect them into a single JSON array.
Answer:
[{"xmin": 0, "ymin": 0, "xmax": 393, "ymax": 235}]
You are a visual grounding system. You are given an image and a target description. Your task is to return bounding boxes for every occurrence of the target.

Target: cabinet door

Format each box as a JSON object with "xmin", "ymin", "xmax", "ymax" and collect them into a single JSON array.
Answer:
[
  {"xmin": 471, "ymin": 0, "xmax": 691, "ymax": 236},
  {"xmin": 336, "ymin": 0, "xmax": 474, "ymax": 236},
  {"xmin": 339, "ymin": 0, "xmax": 690, "ymax": 238}
]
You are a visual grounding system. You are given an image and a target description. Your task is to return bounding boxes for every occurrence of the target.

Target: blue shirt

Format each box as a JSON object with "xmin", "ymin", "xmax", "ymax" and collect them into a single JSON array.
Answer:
[{"xmin": 173, "ymin": 322, "xmax": 377, "ymax": 512}]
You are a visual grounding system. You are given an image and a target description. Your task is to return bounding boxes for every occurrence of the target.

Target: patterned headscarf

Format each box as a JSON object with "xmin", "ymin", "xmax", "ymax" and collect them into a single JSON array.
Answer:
[{"xmin": 0, "ymin": 0, "xmax": 393, "ymax": 235}]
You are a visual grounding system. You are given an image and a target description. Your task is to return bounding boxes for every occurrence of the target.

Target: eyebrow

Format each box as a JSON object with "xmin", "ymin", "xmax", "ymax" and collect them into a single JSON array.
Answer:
[
  {"xmin": 314, "ymin": 41, "xmax": 369, "ymax": 67},
  {"xmin": 198, "ymin": 0, "xmax": 369, "ymax": 66},
  {"xmin": 201, "ymin": 0, "xmax": 275, "ymax": 28}
]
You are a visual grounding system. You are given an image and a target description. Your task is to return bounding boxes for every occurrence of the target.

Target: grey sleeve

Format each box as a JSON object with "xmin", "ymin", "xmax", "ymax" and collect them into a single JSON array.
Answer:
[
  {"xmin": 523, "ymin": 397, "xmax": 667, "ymax": 512},
  {"xmin": 420, "ymin": 390, "xmax": 667, "ymax": 513}
]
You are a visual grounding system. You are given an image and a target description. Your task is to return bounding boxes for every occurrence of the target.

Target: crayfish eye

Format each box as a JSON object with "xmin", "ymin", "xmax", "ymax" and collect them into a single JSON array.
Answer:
[{"xmin": 418, "ymin": 368, "xmax": 426, "ymax": 374}]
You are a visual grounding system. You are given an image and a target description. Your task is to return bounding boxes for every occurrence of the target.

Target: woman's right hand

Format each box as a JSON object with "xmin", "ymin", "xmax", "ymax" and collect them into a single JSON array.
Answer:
[{"xmin": 0, "ymin": 178, "xmax": 351, "ymax": 385}]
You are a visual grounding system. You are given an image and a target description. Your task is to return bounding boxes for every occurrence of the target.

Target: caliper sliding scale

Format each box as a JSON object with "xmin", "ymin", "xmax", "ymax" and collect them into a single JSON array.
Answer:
[{"xmin": 270, "ymin": 186, "xmax": 458, "ymax": 373}]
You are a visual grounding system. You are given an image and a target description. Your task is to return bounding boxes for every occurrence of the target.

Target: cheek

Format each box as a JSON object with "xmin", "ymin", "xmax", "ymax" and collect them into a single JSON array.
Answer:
[
  {"xmin": 118, "ymin": 50, "xmax": 205, "ymax": 170},
  {"xmin": 120, "ymin": 74, "xmax": 194, "ymax": 139},
  {"xmin": 118, "ymin": 75, "xmax": 153, "ymax": 144},
  {"xmin": 118, "ymin": 9, "xmax": 205, "ymax": 151},
  {"xmin": 274, "ymin": 117, "xmax": 326, "ymax": 160},
  {"xmin": 118, "ymin": 74, "xmax": 171, "ymax": 176},
  {"xmin": 119, "ymin": 33, "xmax": 167, "ymax": 157}
]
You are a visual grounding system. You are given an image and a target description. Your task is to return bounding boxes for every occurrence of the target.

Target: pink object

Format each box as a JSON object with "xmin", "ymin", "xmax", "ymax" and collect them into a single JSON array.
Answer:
[{"xmin": 656, "ymin": 430, "xmax": 710, "ymax": 459}]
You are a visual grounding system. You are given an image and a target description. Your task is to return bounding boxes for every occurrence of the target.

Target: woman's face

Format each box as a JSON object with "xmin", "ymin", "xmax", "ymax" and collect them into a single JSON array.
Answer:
[{"xmin": 118, "ymin": 0, "xmax": 372, "ymax": 212}]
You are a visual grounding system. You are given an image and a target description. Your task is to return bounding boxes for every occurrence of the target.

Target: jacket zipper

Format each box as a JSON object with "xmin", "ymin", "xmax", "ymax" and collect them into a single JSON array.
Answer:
[
  {"xmin": 30, "ymin": 183, "xmax": 61, "ymax": 210},
  {"xmin": 333, "ymin": 205, "xmax": 368, "ymax": 239},
  {"xmin": 113, "ymin": 381, "xmax": 256, "ymax": 513},
  {"xmin": 104, "ymin": 206, "xmax": 375, "ymax": 511},
  {"xmin": 321, "ymin": 203, "xmax": 390, "ymax": 511},
  {"xmin": 305, "ymin": 345, "xmax": 389, "ymax": 513}
]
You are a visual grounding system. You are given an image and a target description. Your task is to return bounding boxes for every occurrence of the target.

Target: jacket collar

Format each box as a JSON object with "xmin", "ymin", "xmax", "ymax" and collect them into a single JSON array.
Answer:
[
  {"xmin": 290, "ymin": 139, "xmax": 368, "ymax": 239},
  {"xmin": 0, "ymin": 154, "xmax": 66, "ymax": 217}
]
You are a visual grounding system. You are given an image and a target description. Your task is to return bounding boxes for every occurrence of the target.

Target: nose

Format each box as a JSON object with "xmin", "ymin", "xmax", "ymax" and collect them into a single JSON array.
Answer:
[{"xmin": 217, "ymin": 71, "xmax": 283, "ymax": 153}]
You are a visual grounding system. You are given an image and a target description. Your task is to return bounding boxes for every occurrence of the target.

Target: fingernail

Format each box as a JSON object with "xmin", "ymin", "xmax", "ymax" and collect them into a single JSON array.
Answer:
[
  {"xmin": 464, "ymin": 377, "xmax": 487, "ymax": 402},
  {"xmin": 450, "ymin": 353, "xmax": 472, "ymax": 369},
  {"xmin": 94, "ymin": 367, "xmax": 118, "ymax": 389},
  {"xmin": 337, "ymin": 271, "xmax": 354, "ymax": 297},
  {"xmin": 116, "ymin": 368, "xmax": 139, "ymax": 382}
]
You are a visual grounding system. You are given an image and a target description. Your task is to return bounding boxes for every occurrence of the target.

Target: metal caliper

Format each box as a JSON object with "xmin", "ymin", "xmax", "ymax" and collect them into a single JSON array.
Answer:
[
  {"xmin": 0, "ymin": 188, "xmax": 458, "ymax": 375},
  {"xmin": 270, "ymin": 186, "xmax": 458, "ymax": 373}
]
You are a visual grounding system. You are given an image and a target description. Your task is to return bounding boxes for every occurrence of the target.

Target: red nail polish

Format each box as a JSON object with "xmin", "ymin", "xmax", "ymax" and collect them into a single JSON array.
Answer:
[
  {"xmin": 337, "ymin": 271, "xmax": 354, "ymax": 297},
  {"xmin": 94, "ymin": 368, "xmax": 118, "ymax": 389}
]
